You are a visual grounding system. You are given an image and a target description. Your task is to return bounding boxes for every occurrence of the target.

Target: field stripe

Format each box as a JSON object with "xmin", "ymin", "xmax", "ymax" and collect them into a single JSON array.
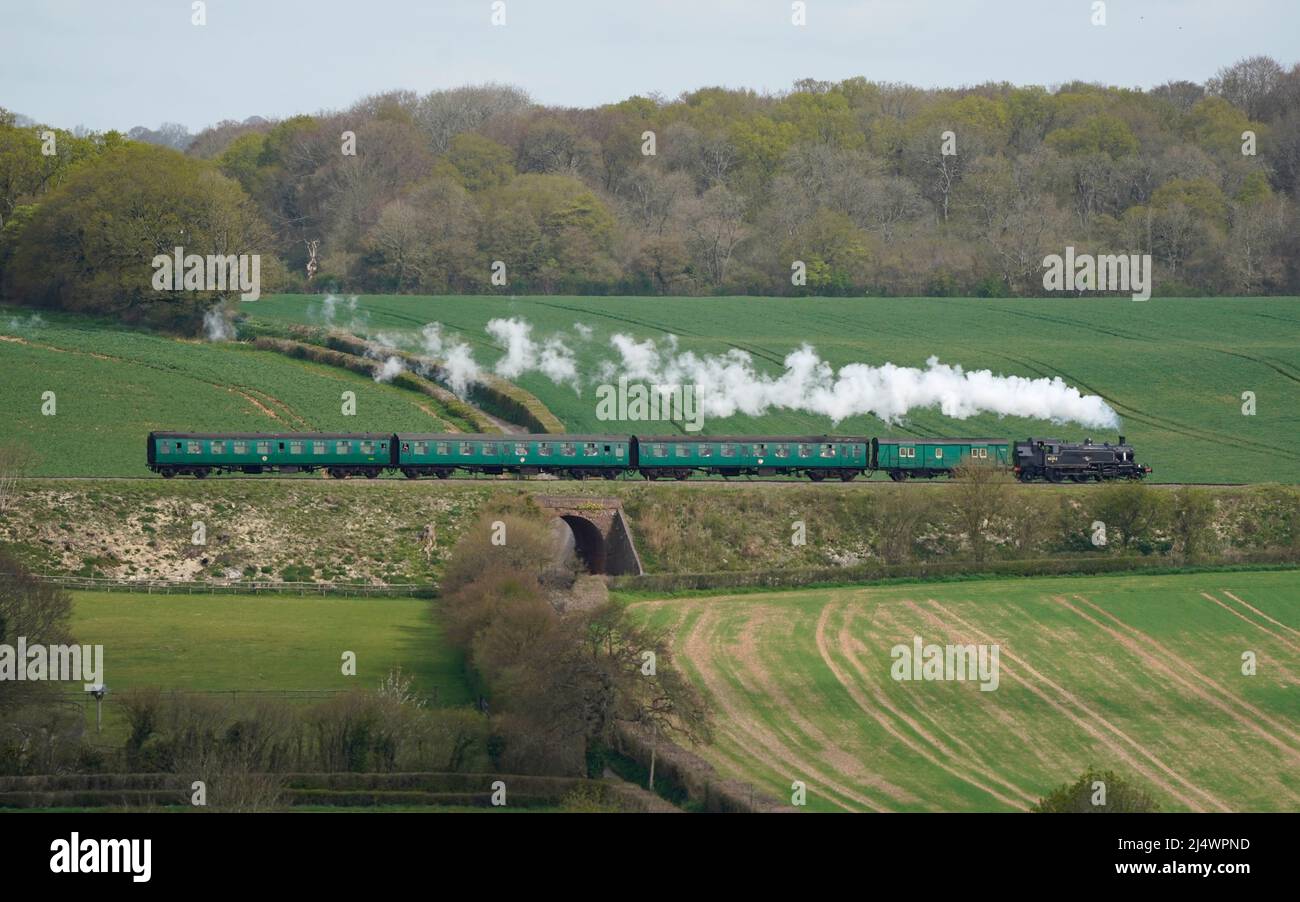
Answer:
[
  {"xmin": 681, "ymin": 604, "xmax": 893, "ymax": 812},
  {"xmin": 1222, "ymin": 591, "xmax": 1300, "ymax": 642},
  {"xmin": 1199, "ymin": 592, "xmax": 1300, "ymax": 662},
  {"xmin": 1065, "ymin": 596, "xmax": 1300, "ymax": 762},
  {"xmin": 816, "ymin": 601, "xmax": 1035, "ymax": 810},
  {"xmin": 916, "ymin": 599, "xmax": 1231, "ymax": 812}
]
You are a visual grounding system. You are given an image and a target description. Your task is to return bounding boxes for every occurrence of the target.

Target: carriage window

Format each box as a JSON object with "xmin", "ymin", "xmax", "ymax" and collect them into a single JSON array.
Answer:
[
  {"xmin": 289, "ymin": 441, "xmax": 304, "ymax": 455},
  {"xmin": 160, "ymin": 442, "xmax": 170, "ymax": 454},
  {"xmin": 675, "ymin": 444, "xmax": 689, "ymax": 458},
  {"xmin": 584, "ymin": 443, "xmax": 598, "ymax": 456},
  {"xmin": 820, "ymin": 444, "xmax": 835, "ymax": 458},
  {"xmin": 482, "ymin": 443, "xmax": 497, "ymax": 456},
  {"xmin": 211, "ymin": 441, "xmax": 225, "ymax": 455},
  {"xmin": 255, "ymin": 441, "xmax": 270, "ymax": 455},
  {"xmin": 653, "ymin": 444, "xmax": 667, "ymax": 458},
  {"xmin": 798, "ymin": 445, "xmax": 812, "ymax": 458},
  {"xmin": 615, "ymin": 445, "xmax": 624, "ymax": 457},
  {"xmin": 360, "ymin": 441, "xmax": 375, "ymax": 455},
  {"xmin": 313, "ymin": 441, "xmax": 327, "ymax": 455},
  {"xmin": 411, "ymin": 441, "xmax": 425, "ymax": 455},
  {"xmin": 336, "ymin": 441, "xmax": 351, "ymax": 454},
  {"xmin": 187, "ymin": 441, "xmax": 201, "ymax": 454},
  {"xmin": 538, "ymin": 443, "xmax": 552, "ymax": 457},
  {"xmin": 934, "ymin": 448, "xmax": 943, "ymax": 459},
  {"xmin": 775, "ymin": 445, "xmax": 789, "ymax": 458},
  {"xmin": 233, "ymin": 441, "xmax": 248, "ymax": 454},
  {"xmin": 756, "ymin": 443, "xmax": 767, "ymax": 456},
  {"xmin": 699, "ymin": 445, "xmax": 712, "ymax": 458},
  {"xmin": 561, "ymin": 443, "xmax": 576, "ymax": 457},
  {"xmin": 721, "ymin": 444, "xmax": 736, "ymax": 458},
  {"xmin": 434, "ymin": 442, "xmax": 447, "ymax": 455},
  {"xmin": 515, "ymin": 443, "xmax": 528, "ymax": 456},
  {"xmin": 459, "ymin": 442, "xmax": 473, "ymax": 456}
]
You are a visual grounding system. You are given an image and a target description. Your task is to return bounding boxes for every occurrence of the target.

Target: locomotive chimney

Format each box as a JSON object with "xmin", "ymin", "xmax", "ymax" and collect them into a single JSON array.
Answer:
[{"xmin": 1118, "ymin": 435, "xmax": 1126, "ymax": 445}]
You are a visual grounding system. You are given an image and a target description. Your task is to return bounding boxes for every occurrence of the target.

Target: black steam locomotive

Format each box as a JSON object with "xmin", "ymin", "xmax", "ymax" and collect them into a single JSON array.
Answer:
[{"xmin": 1013, "ymin": 436, "xmax": 1150, "ymax": 483}]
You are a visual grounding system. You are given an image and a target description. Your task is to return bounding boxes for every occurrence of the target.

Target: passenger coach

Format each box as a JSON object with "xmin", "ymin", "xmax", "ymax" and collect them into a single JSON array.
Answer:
[
  {"xmin": 395, "ymin": 433, "xmax": 630, "ymax": 479},
  {"xmin": 147, "ymin": 432, "xmax": 393, "ymax": 479},
  {"xmin": 634, "ymin": 435, "xmax": 869, "ymax": 481}
]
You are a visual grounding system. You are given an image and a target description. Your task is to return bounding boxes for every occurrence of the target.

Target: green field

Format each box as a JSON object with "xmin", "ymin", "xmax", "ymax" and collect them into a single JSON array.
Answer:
[
  {"xmin": 626, "ymin": 570, "xmax": 1300, "ymax": 812},
  {"xmin": 248, "ymin": 294, "xmax": 1300, "ymax": 484},
  {"xmin": 71, "ymin": 591, "xmax": 470, "ymax": 705},
  {"xmin": 0, "ymin": 312, "xmax": 462, "ymax": 476}
]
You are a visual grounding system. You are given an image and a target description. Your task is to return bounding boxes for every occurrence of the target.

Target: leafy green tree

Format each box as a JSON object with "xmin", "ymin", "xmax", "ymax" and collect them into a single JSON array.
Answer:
[
  {"xmin": 4, "ymin": 143, "xmax": 273, "ymax": 331},
  {"xmin": 1092, "ymin": 482, "xmax": 1165, "ymax": 551},
  {"xmin": 1035, "ymin": 768, "xmax": 1160, "ymax": 812},
  {"xmin": 1170, "ymin": 488, "xmax": 1217, "ymax": 558}
]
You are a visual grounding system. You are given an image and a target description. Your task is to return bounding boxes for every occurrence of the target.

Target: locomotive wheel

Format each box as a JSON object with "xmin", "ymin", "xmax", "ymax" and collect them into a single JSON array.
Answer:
[
  {"xmin": 402, "ymin": 468, "xmax": 419, "ymax": 480},
  {"xmin": 193, "ymin": 468, "xmax": 209, "ymax": 479},
  {"xmin": 160, "ymin": 467, "xmax": 177, "ymax": 479},
  {"xmin": 889, "ymin": 471, "xmax": 906, "ymax": 482},
  {"xmin": 364, "ymin": 468, "xmax": 380, "ymax": 479},
  {"xmin": 808, "ymin": 472, "xmax": 826, "ymax": 482},
  {"xmin": 839, "ymin": 471, "xmax": 856, "ymax": 482},
  {"xmin": 329, "ymin": 468, "xmax": 348, "ymax": 480},
  {"xmin": 1046, "ymin": 471, "xmax": 1064, "ymax": 483},
  {"xmin": 435, "ymin": 470, "xmax": 451, "ymax": 479}
]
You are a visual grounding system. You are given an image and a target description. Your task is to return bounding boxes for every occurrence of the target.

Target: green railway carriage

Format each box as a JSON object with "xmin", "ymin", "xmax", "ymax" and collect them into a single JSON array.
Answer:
[
  {"xmin": 872, "ymin": 437, "xmax": 1010, "ymax": 481},
  {"xmin": 147, "ymin": 431, "xmax": 392, "ymax": 479},
  {"xmin": 395, "ymin": 433, "xmax": 631, "ymax": 479},
  {"xmin": 634, "ymin": 435, "xmax": 870, "ymax": 481}
]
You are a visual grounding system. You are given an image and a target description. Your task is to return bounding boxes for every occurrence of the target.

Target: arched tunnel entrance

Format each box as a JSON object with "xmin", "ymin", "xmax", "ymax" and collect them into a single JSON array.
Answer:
[{"xmin": 560, "ymin": 515, "xmax": 607, "ymax": 574}]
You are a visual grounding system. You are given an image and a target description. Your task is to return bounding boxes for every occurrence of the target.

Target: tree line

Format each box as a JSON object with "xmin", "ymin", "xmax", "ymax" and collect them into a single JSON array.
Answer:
[{"xmin": 3, "ymin": 56, "xmax": 1300, "ymax": 329}]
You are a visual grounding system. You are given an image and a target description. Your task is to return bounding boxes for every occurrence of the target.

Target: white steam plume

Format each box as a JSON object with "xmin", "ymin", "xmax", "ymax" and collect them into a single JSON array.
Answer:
[
  {"xmin": 486, "ymin": 317, "xmax": 579, "ymax": 388},
  {"xmin": 202, "ymin": 308, "xmax": 236, "ymax": 341},
  {"xmin": 602, "ymin": 335, "xmax": 1120, "ymax": 429}
]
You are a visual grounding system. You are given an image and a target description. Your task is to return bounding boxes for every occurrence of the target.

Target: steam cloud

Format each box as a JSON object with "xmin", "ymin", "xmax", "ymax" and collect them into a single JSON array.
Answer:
[
  {"xmin": 600, "ymin": 336, "xmax": 1120, "ymax": 429},
  {"xmin": 202, "ymin": 308, "xmax": 236, "ymax": 341},
  {"xmin": 303, "ymin": 299, "xmax": 1120, "ymax": 429}
]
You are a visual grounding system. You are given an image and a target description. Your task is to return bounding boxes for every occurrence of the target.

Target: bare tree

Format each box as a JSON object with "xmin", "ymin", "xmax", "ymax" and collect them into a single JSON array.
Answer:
[{"xmin": 950, "ymin": 459, "xmax": 1014, "ymax": 563}]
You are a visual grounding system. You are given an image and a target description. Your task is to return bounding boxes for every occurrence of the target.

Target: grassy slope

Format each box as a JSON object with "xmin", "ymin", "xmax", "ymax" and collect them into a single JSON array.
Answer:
[
  {"xmin": 71, "ymin": 591, "xmax": 471, "ymax": 706},
  {"xmin": 250, "ymin": 294, "xmax": 1300, "ymax": 484},
  {"xmin": 627, "ymin": 570, "xmax": 1300, "ymax": 812},
  {"xmin": 0, "ymin": 313, "xmax": 461, "ymax": 476}
]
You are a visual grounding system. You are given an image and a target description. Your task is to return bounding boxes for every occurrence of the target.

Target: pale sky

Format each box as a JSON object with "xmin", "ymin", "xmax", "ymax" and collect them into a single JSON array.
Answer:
[{"xmin": 3, "ymin": 0, "xmax": 1298, "ymax": 132}]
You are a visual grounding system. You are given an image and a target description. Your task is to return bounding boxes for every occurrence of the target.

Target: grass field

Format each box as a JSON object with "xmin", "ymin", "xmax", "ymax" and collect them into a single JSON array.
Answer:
[
  {"xmin": 0, "ymin": 311, "xmax": 463, "ymax": 476},
  {"xmin": 71, "ymin": 591, "xmax": 470, "ymax": 705},
  {"xmin": 248, "ymin": 294, "xmax": 1300, "ymax": 484},
  {"xmin": 626, "ymin": 570, "xmax": 1300, "ymax": 812}
]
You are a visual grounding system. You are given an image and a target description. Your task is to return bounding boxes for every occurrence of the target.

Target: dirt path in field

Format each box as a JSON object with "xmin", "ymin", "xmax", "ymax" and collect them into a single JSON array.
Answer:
[
  {"xmin": 1222, "ymin": 591, "xmax": 1300, "ymax": 639},
  {"xmin": 852, "ymin": 603, "xmax": 1045, "ymax": 811},
  {"xmin": 818, "ymin": 601, "xmax": 1037, "ymax": 810},
  {"xmin": 1063, "ymin": 596, "xmax": 1300, "ymax": 768},
  {"xmin": 1206, "ymin": 591, "xmax": 1300, "ymax": 658},
  {"xmin": 680, "ymin": 603, "xmax": 895, "ymax": 812},
  {"xmin": 732, "ymin": 607, "xmax": 920, "ymax": 806},
  {"xmin": 912, "ymin": 599, "xmax": 1231, "ymax": 812}
]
